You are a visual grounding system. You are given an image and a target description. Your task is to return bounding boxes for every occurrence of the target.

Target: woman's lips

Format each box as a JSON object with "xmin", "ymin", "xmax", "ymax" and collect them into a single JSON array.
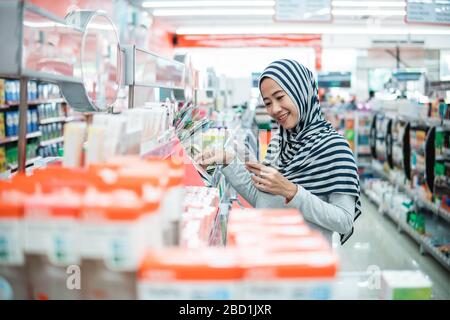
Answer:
[{"xmin": 277, "ymin": 112, "xmax": 289, "ymax": 122}]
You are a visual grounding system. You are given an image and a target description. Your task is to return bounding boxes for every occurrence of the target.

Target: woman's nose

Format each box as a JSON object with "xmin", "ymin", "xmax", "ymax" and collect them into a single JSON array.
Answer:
[{"xmin": 271, "ymin": 101, "xmax": 282, "ymax": 114}]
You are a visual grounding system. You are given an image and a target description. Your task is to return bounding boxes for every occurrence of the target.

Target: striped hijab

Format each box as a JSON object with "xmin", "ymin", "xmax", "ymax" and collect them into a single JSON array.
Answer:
[{"xmin": 259, "ymin": 59, "xmax": 361, "ymax": 244}]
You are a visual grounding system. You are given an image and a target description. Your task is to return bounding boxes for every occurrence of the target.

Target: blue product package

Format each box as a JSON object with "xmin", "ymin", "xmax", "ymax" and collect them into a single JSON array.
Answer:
[
  {"xmin": 13, "ymin": 81, "xmax": 19, "ymax": 102},
  {"xmin": 32, "ymin": 110, "xmax": 39, "ymax": 132},
  {"xmin": 27, "ymin": 110, "xmax": 32, "ymax": 133},
  {"xmin": 27, "ymin": 82, "xmax": 31, "ymax": 101},
  {"xmin": 12, "ymin": 111, "xmax": 19, "ymax": 136},
  {"xmin": 5, "ymin": 112, "xmax": 13, "ymax": 136},
  {"xmin": 5, "ymin": 81, "xmax": 12, "ymax": 103},
  {"xmin": 31, "ymin": 82, "xmax": 38, "ymax": 101}
]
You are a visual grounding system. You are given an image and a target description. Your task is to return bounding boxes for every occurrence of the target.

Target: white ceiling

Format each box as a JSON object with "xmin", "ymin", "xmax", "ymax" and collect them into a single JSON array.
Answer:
[{"xmin": 129, "ymin": 0, "xmax": 450, "ymax": 34}]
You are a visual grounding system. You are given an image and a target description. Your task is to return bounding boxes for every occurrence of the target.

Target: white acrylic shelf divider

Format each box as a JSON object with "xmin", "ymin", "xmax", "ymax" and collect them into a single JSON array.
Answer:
[
  {"xmin": 125, "ymin": 46, "xmax": 186, "ymax": 89},
  {"xmin": 0, "ymin": 3, "xmax": 84, "ymax": 84}
]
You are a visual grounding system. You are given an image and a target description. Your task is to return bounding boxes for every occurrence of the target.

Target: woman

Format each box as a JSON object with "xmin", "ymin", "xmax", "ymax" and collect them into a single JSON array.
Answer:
[{"xmin": 196, "ymin": 59, "xmax": 361, "ymax": 244}]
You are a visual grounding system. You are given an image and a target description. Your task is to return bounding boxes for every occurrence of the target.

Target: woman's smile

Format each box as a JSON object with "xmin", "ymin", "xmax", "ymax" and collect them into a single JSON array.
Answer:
[{"xmin": 277, "ymin": 112, "xmax": 290, "ymax": 123}]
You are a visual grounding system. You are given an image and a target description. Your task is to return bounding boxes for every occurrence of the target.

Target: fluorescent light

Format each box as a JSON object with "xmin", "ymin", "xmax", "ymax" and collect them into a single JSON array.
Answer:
[
  {"xmin": 23, "ymin": 21, "xmax": 68, "ymax": 28},
  {"xmin": 332, "ymin": 9, "xmax": 406, "ymax": 15},
  {"xmin": 176, "ymin": 25, "xmax": 450, "ymax": 35},
  {"xmin": 142, "ymin": 1, "xmax": 275, "ymax": 8},
  {"xmin": 152, "ymin": 8, "xmax": 275, "ymax": 16},
  {"xmin": 332, "ymin": 1, "xmax": 407, "ymax": 7}
]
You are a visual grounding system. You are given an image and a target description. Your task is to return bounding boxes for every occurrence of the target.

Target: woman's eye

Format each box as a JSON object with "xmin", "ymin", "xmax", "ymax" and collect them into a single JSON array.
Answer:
[
  {"xmin": 276, "ymin": 96, "xmax": 284, "ymax": 100},
  {"xmin": 265, "ymin": 103, "xmax": 272, "ymax": 107}
]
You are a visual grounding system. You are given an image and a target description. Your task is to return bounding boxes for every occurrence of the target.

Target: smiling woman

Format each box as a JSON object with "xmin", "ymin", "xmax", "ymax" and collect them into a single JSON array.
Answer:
[
  {"xmin": 196, "ymin": 59, "xmax": 362, "ymax": 244},
  {"xmin": 260, "ymin": 77, "xmax": 299, "ymax": 130}
]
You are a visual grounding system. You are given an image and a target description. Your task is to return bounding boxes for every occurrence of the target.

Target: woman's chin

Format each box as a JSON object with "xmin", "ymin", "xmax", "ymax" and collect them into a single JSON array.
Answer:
[{"xmin": 278, "ymin": 120, "xmax": 296, "ymax": 130}]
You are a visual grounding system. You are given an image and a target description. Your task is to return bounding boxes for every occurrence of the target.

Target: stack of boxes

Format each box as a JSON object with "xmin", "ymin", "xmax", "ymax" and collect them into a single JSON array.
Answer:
[{"xmin": 138, "ymin": 209, "xmax": 338, "ymax": 300}]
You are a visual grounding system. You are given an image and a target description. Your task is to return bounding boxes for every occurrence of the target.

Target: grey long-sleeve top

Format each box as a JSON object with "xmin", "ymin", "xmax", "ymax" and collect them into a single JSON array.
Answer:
[{"xmin": 221, "ymin": 157, "xmax": 356, "ymax": 242}]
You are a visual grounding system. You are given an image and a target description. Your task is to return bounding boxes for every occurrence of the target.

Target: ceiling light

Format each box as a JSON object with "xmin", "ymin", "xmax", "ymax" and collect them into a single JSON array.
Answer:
[
  {"xmin": 332, "ymin": 1, "xmax": 407, "ymax": 7},
  {"xmin": 152, "ymin": 8, "xmax": 275, "ymax": 16},
  {"xmin": 142, "ymin": 1, "xmax": 275, "ymax": 8},
  {"xmin": 332, "ymin": 9, "xmax": 406, "ymax": 15}
]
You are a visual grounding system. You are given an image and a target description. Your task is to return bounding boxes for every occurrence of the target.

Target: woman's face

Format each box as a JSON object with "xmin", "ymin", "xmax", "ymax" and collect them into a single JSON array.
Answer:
[{"xmin": 260, "ymin": 77, "xmax": 299, "ymax": 130}]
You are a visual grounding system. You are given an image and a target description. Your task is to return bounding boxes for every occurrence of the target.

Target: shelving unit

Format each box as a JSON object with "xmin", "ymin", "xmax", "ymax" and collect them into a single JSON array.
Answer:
[
  {"xmin": 0, "ymin": 131, "xmax": 42, "ymax": 145},
  {"xmin": 323, "ymin": 109, "xmax": 372, "ymax": 171},
  {"xmin": 371, "ymin": 161, "xmax": 450, "ymax": 222},
  {"xmin": 364, "ymin": 185, "xmax": 450, "ymax": 272},
  {"xmin": 39, "ymin": 116, "xmax": 66, "ymax": 125},
  {"xmin": 39, "ymin": 137, "xmax": 64, "ymax": 147},
  {"xmin": 0, "ymin": 80, "xmax": 69, "ymax": 174},
  {"xmin": 8, "ymin": 156, "xmax": 42, "ymax": 172}
]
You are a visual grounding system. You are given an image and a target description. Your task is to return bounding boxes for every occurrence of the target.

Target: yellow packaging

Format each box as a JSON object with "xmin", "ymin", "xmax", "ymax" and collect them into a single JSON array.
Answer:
[
  {"xmin": 0, "ymin": 147, "xmax": 6, "ymax": 172},
  {"xmin": 0, "ymin": 79, "xmax": 4, "ymax": 105},
  {"xmin": 0, "ymin": 113, "xmax": 5, "ymax": 138}
]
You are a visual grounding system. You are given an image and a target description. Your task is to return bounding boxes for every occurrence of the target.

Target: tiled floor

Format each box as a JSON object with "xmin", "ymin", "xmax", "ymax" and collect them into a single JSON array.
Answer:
[{"xmin": 333, "ymin": 195, "xmax": 450, "ymax": 299}]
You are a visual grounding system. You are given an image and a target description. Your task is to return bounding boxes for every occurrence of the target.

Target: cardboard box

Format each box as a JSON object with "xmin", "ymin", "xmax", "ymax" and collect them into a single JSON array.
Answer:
[{"xmin": 380, "ymin": 270, "xmax": 432, "ymax": 300}]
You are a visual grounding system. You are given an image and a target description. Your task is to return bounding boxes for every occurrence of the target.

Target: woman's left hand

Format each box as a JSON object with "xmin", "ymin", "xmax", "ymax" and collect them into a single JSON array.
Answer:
[{"xmin": 245, "ymin": 162, "xmax": 298, "ymax": 201}]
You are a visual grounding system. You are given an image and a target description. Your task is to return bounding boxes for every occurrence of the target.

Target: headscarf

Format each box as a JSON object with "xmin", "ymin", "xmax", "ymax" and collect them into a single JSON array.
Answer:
[{"xmin": 259, "ymin": 59, "xmax": 361, "ymax": 244}]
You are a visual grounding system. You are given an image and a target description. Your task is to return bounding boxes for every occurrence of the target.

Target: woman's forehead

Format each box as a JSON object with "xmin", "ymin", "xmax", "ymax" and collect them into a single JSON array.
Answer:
[{"xmin": 260, "ymin": 77, "xmax": 284, "ymax": 94}]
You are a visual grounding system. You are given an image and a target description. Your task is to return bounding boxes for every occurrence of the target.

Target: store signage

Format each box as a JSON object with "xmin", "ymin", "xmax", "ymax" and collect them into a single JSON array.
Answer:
[
  {"xmin": 317, "ymin": 72, "xmax": 351, "ymax": 88},
  {"xmin": 392, "ymin": 71, "xmax": 423, "ymax": 82},
  {"xmin": 275, "ymin": 0, "xmax": 332, "ymax": 22},
  {"xmin": 406, "ymin": 0, "xmax": 450, "ymax": 25}
]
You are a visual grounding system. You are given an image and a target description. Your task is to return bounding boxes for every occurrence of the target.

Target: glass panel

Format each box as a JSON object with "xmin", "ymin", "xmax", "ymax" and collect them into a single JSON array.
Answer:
[
  {"xmin": 81, "ymin": 14, "xmax": 120, "ymax": 110},
  {"xmin": 22, "ymin": 8, "xmax": 82, "ymax": 78},
  {"xmin": 135, "ymin": 48, "xmax": 185, "ymax": 89}
]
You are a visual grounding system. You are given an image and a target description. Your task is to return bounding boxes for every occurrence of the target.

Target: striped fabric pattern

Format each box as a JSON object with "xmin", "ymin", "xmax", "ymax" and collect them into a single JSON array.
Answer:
[{"xmin": 259, "ymin": 59, "xmax": 361, "ymax": 244}]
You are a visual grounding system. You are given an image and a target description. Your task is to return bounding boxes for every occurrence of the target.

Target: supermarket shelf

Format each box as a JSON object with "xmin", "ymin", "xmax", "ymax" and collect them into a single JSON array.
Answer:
[
  {"xmin": 0, "ymin": 98, "xmax": 65, "ymax": 108},
  {"xmin": 65, "ymin": 115, "xmax": 85, "ymax": 122},
  {"xmin": 422, "ymin": 237, "xmax": 450, "ymax": 273},
  {"xmin": 8, "ymin": 156, "xmax": 43, "ymax": 171},
  {"xmin": 39, "ymin": 136, "xmax": 64, "ymax": 147},
  {"xmin": 371, "ymin": 161, "xmax": 450, "ymax": 224},
  {"xmin": 39, "ymin": 117, "xmax": 66, "ymax": 125},
  {"xmin": 0, "ymin": 131, "xmax": 42, "ymax": 145},
  {"xmin": 365, "ymin": 188, "xmax": 450, "ymax": 272}
]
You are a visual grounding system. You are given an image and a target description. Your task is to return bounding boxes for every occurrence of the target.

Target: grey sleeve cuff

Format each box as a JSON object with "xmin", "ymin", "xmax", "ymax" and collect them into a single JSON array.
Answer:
[
  {"xmin": 285, "ymin": 185, "xmax": 303, "ymax": 209},
  {"xmin": 221, "ymin": 155, "xmax": 239, "ymax": 178}
]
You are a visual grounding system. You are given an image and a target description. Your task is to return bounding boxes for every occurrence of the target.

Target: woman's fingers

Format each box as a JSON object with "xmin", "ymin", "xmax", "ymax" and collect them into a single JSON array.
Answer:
[
  {"xmin": 246, "ymin": 165, "xmax": 261, "ymax": 175},
  {"xmin": 253, "ymin": 181, "xmax": 268, "ymax": 192},
  {"xmin": 246, "ymin": 162, "xmax": 264, "ymax": 170},
  {"xmin": 251, "ymin": 174, "xmax": 269, "ymax": 186}
]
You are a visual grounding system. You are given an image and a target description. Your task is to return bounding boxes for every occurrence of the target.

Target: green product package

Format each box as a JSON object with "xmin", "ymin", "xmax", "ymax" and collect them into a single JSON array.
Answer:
[
  {"xmin": 408, "ymin": 211, "xmax": 417, "ymax": 228},
  {"xmin": 435, "ymin": 162, "xmax": 445, "ymax": 176},
  {"xmin": 435, "ymin": 131, "xmax": 444, "ymax": 149},
  {"xmin": 392, "ymin": 287, "xmax": 432, "ymax": 300},
  {"xmin": 345, "ymin": 129, "xmax": 355, "ymax": 141},
  {"xmin": 415, "ymin": 214, "xmax": 426, "ymax": 234}
]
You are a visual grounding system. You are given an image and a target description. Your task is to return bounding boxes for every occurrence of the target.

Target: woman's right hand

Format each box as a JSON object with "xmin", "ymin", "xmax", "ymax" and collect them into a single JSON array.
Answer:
[{"xmin": 194, "ymin": 148, "xmax": 235, "ymax": 169}]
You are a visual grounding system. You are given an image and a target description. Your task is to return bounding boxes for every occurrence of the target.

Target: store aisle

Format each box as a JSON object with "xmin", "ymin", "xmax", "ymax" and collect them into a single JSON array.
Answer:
[{"xmin": 335, "ymin": 194, "xmax": 450, "ymax": 299}]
